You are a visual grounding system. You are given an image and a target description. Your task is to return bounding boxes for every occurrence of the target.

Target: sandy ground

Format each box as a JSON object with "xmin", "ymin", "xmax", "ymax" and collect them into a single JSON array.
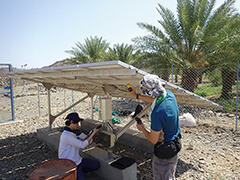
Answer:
[{"xmin": 0, "ymin": 83, "xmax": 240, "ymax": 180}]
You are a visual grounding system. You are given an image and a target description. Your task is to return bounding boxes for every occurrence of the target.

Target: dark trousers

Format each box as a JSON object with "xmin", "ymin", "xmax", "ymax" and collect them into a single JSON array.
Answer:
[{"xmin": 77, "ymin": 158, "xmax": 100, "ymax": 180}]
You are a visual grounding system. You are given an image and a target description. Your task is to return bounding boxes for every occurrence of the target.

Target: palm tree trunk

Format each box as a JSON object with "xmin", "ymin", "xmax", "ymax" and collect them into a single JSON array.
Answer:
[
  {"xmin": 221, "ymin": 67, "xmax": 235, "ymax": 99},
  {"xmin": 198, "ymin": 71, "xmax": 203, "ymax": 84},
  {"xmin": 175, "ymin": 68, "xmax": 179, "ymax": 83},
  {"xmin": 175, "ymin": 73, "xmax": 178, "ymax": 83},
  {"xmin": 181, "ymin": 67, "xmax": 198, "ymax": 92}
]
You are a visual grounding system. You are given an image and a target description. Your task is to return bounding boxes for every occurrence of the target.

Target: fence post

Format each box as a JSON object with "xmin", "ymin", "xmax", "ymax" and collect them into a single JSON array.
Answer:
[
  {"xmin": 236, "ymin": 61, "xmax": 239, "ymax": 131},
  {"xmin": 64, "ymin": 89, "xmax": 66, "ymax": 108},
  {"xmin": 9, "ymin": 65, "xmax": 14, "ymax": 121},
  {"xmin": 72, "ymin": 90, "xmax": 74, "ymax": 111},
  {"xmin": 37, "ymin": 83, "xmax": 41, "ymax": 117}
]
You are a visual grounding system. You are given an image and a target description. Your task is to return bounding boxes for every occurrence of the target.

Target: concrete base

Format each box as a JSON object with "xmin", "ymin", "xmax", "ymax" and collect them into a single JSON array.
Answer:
[
  {"xmin": 81, "ymin": 146, "xmax": 137, "ymax": 180},
  {"xmin": 0, "ymin": 119, "xmax": 24, "ymax": 126},
  {"xmin": 37, "ymin": 128, "xmax": 61, "ymax": 151},
  {"xmin": 82, "ymin": 119, "xmax": 154, "ymax": 153},
  {"xmin": 37, "ymin": 123, "xmax": 140, "ymax": 180}
]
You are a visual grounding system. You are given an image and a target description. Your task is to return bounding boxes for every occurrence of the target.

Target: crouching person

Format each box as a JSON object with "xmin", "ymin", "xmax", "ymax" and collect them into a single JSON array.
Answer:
[{"xmin": 58, "ymin": 112, "xmax": 100, "ymax": 180}]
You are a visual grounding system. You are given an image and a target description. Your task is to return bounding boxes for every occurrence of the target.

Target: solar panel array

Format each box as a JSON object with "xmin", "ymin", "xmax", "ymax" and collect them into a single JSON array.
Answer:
[{"xmin": 9, "ymin": 60, "xmax": 222, "ymax": 109}]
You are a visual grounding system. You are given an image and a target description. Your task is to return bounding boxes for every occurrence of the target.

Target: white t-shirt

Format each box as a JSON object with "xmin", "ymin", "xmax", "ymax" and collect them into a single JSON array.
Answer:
[{"xmin": 58, "ymin": 130, "xmax": 89, "ymax": 165}]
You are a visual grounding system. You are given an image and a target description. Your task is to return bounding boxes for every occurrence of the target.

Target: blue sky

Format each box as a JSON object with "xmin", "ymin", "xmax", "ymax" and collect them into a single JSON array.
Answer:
[{"xmin": 0, "ymin": 0, "xmax": 239, "ymax": 68}]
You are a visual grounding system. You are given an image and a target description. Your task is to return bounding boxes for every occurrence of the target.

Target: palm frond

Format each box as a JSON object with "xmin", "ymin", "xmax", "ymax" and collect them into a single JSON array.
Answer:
[{"xmin": 65, "ymin": 36, "xmax": 109, "ymax": 64}]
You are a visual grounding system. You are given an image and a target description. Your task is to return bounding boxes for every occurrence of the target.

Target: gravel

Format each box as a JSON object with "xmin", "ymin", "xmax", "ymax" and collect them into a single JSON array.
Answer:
[{"xmin": 0, "ymin": 83, "xmax": 240, "ymax": 180}]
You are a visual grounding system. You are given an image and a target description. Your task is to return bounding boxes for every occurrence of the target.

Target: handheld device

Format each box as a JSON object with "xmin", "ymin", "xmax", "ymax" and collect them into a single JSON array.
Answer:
[
  {"xmin": 87, "ymin": 130, "xmax": 93, "ymax": 136},
  {"xmin": 88, "ymin": 124, "xmax": 102, "ymax": 136},
  {"xmin": 132, "ymin": 105, "xmax": 143, "ymax": 124},
  {"xmin": 132, "ymin": 104, "xmax": 143, "ymax": 118},
  {"xmin": 127, "ymin": 84, "xmax": 132, "ymax": 92},
  {"xmin": 135, "ymin": 117, "xmax": 143, "ymax": 125},
  {"xmin": 96, "ymin": 124, "xmax": 102, "ymax": 129}
]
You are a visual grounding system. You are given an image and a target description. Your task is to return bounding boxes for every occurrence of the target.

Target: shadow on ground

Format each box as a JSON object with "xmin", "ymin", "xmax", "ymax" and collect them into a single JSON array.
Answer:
[
  {"xmin": 113, "ymin": 143, "xmax": 198, "ymax": 180},
  {"xmin": 0, "ymin": 133, "xmax": 57, "ymax": 180},
  {"xmin": 1, "ymin": 133, "xmax": 198, "ymax": 180},
  {"xmin": 176, "ymin": 159, "xmax": 198, "ymax": 178}
]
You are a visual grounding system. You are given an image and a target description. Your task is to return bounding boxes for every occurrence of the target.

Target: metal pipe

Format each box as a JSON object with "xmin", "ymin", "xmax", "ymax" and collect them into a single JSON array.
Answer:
[
  {"xmin": 91, "ymin": 96, "xmax": 94, "ymax": 119},
  {"xmin": 236, "ymin": 60, "xmax": 239, "ymax": 131},
  {"xmin": 64, "ymin": 89, "xmax": 66, "ymax": 108},
  {"xmin": 54, "ymin": 95, "xmax": 89, "ymax": 119},
  {"xmin": 72, "ymin": 90, "xmax": 74, "ymax": 111},
  {"xmin": 106, "ymin": 121, "xmax": 115, "ymax": 133},
  {"xmin": 116, "ymin": 103, "xmax": 152, "ymax": 139},
  {"xmin": 37, "ymin": 83, "xmax": 41, "ymax": 117},
  {"xmin": 9, "ymin": 64, "xmax": 14, "ymax": 121},
  {"xmin": 0, "ymin": 92, "xmax": 10, "ymax": 95},
  {"xmin": 47, "ymin": 88, "xmax": 52, "ymax": 129}
]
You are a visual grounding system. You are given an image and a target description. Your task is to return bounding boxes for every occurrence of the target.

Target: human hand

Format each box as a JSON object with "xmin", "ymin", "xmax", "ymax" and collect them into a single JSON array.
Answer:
[
  {"xmin": 136, "ymin": 123, "xmax": 145, "ymax": 132},
  {"xmin": 86, "ymin": 128, "xmax": 99, "ymax": 143},
  {"xmin": 129, "ymin": 88, "xmax": 137, "ymax": 98},
  {"xmin": 93, "ymin": 128, "xmax": 99, "ymax": 135}
]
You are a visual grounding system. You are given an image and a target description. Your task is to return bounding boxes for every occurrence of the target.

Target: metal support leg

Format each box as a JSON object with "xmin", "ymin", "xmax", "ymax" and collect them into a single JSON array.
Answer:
[
  {"xmin": 53, "ymin": 95, "xmax": 89, "ymax": 120},
  {"xmin": 9, "ymin": 69, "xmax": 14, "ymax": 121},
  {"xmin": 47, "ymin": 88, "xmax": 53, "ymax": 129},
  {"xmin": 43, "ymin": 83, "xmax": 53, "ymax": 129},
  {"xmin": 91, "ymin": 96, "xmax": 94, "ymax": 119},
  {"xmin": 72, "ymin": 90, "xmax": 74, "ymax": 111},
  {"xmin": 116, "ymin": 103, "xmax": 152, "ymax": 139},
  {"xmin": 37, "ymin": 83, "xmax": 41, "ymax": 117},
  {"xmin": 44, "ymin": 82, "xmax": 89, "ymax": 129},
  {"xmin": 64, "ymin": 89, "xmax": 66, "ymax": 108}
]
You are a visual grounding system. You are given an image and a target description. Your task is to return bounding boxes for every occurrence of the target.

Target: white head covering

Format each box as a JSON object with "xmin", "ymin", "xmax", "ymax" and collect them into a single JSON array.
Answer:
[{"xmin": 140, "ymin": 74, "xmax": 166, "ymax": 98}]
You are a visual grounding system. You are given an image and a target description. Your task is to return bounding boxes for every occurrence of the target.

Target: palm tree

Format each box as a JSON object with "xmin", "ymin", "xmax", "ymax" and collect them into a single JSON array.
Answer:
[
  {"xmin": 203, "ymin": 12, "xmax": 240, "ymax": 98},
  {"xmin": 65, "ymin": 36, "xmax": 109, "ymax": 64},
  {"xmin": 105, "ymin": 43, "xmax": 136, "ymax": 64},
  {"xmin": 133, "ymin": 36, "xmax": 173, "ymax": 81},
  {"xmin": 134, "ymin": 0, "xmax": 237, "ymax": 92}
]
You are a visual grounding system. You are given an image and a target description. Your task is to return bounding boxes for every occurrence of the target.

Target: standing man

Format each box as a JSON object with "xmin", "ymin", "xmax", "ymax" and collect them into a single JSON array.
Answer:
[
  {"xmin": 58, "ymin": 112, "xmax": 100, "ymax": 180},
  {"xmin": 129, "ymin": 74, "xmax": 181, "ymax": 180}
]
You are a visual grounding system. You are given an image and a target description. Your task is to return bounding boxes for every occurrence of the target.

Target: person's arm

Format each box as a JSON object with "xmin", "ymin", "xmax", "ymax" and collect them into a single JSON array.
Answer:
[
  {"xmin": 63, "ymin": 134, "xmax": 89, "ymax": 149},
  {"xmin": 138, "ymin": 94, "xmax": 155, "ymax": 103},
  {"xmin": 86, "ymin": 128, "xmax": 99, "ymax": 143},
  {"xmin": 128, "ymin": 88, "xmax": 154, "ymax": 103},
  {"xmin": 64, "ymin": 128, "xmax": 99, "ymax": 149},
  {"xmin": 136, "ymin": 124, "xmax": 160, "ymax": 144}
]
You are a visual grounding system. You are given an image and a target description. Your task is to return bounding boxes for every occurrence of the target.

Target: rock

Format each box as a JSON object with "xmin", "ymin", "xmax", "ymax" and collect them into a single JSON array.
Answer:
[
  {"xmin": 199, "ymin": 159, "xmax": 205, "ymax": 164},
  {"xmin": 207, "ymin": 110, "xmax": 214, "ymax": 117},
  {"xmin": 186, "ymin": 145, "xmax": 194, "ymax": 150},
  {"xmin": 228, "ymin": 113, "xmax": 235, "ymax": 117},
  {"xmin": 198, "ymin": 168, "xmax": 205, "ymax": 173},
  {"xmin": 179, "ymin": 113, "xmax": 196, "ymax": 127}
]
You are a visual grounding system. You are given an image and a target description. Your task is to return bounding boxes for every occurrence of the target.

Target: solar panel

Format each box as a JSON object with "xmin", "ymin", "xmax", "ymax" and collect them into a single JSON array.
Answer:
[{"xmin": 9, "ymin": 60, "xmax": 222, "ymax": 109}]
